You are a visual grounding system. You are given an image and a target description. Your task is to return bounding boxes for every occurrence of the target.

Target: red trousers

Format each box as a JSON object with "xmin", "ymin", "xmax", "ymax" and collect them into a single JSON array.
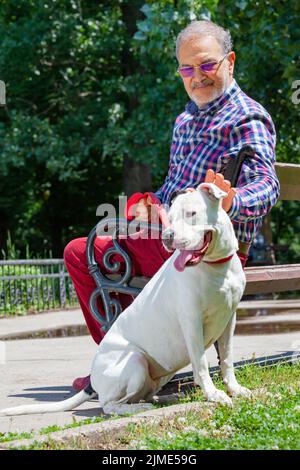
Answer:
[{"xmin": 64, "ymin": 234, "xmax": 247, "ymax": 345}]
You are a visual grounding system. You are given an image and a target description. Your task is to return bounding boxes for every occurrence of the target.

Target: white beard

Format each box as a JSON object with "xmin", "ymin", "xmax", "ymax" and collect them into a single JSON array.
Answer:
[{"xmin": 189, "ymin": 75, "xmax": 231, "ymax": 109}]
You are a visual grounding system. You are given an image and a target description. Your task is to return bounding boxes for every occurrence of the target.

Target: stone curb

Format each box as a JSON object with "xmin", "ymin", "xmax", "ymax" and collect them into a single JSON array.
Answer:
[
  {"xmin": 0, "ymin": 324, "xmax": 89, "ymax": 341},
  {"xmin": 2, "ymin": 316, "xmax": 300, "ymax": 341},
  {"xmin": 0, "ymin": 401, "xmax": 214, "ymax": 450},
  {"xmin": 1, "ymin": 303, "xmax": 300, "ymax": 341}
]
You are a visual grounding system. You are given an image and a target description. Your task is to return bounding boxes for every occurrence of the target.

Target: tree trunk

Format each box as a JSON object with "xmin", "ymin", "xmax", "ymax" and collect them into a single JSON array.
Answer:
[
  {"xmin": 261, "ymin": 213, "xmax": 276, "ymax": 264},
  {"xmin": 120, "ymin": 1, "xmax": 153, "ymax": 196},
  {"xmin": 122, "ymin": 156, "xmax": 153, "ymax": 196}
]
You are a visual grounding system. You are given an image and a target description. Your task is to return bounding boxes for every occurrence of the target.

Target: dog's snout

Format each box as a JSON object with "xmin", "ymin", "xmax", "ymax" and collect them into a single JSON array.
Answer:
[
  {"xmin": 162, "ymin": 228, "xmax": 175, "ymax": 251},
  {"xmin": 163, "ymin": 228, "xmax": 174, "ymax": 240}
]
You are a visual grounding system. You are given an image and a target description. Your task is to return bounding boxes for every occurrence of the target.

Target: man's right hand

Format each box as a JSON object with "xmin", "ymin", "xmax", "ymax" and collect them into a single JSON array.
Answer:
[
  {"xmin": 125, "ymin": 192, "xmax": 165, "ymax": 225},
  {"xmin": 134, "ymin": 197, "xmax": 151, "ymax": 222}
]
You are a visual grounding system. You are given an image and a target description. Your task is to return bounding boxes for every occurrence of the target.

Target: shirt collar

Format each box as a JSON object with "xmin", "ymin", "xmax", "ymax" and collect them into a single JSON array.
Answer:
[{"xmin": 185, "ymin": 79, "xmax": 241, "ymax": 116}]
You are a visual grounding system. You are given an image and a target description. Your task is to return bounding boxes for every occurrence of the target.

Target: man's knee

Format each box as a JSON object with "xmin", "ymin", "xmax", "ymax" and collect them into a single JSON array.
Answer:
[{"xmin": 64, "ymin": 238, "xmax": 87, "ymax": 266}]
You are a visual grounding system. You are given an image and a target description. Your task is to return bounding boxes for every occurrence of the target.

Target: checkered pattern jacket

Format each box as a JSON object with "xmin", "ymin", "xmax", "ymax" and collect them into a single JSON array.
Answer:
[{"xmin": 155, "ymin": 79, "xmax": 280, "ymax": 243}]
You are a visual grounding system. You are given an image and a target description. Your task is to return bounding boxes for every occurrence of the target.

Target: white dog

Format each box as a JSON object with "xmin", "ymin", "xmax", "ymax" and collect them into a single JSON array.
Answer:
[{"xmin": 0, "ymin": 182, "xmax": 251, "ymax": 417}]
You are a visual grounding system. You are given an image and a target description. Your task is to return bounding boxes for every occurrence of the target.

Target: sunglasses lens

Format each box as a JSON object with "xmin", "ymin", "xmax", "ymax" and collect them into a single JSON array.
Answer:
[
  {"xmin": 179, "ymin": 67, "xmax": 194, "ymax": 77},
  {"xmin": 200, "ymin": 62, "xmax": 217, "ymax": 72}
]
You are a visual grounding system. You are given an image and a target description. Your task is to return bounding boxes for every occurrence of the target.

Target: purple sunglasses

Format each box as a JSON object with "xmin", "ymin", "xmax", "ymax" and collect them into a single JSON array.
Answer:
[{"xmin": 178, "ymin": 54, "xmax": 228, "ymax": 78}]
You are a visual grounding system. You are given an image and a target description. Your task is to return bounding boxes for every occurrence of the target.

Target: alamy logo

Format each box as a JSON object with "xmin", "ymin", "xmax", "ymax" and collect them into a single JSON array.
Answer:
[
  {"xmin": 291, "ymin": 80, "xmax": 300, "ymax": 105},
  {"xmin": 0, "ymin": 80, "xmax": 6, "ymax": 105}
]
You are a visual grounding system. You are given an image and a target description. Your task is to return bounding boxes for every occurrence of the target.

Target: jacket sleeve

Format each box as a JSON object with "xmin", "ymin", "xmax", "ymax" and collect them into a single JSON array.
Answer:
[{"xmin": 225, "ymin": 113, "xmax": 280, "ymax": 223}]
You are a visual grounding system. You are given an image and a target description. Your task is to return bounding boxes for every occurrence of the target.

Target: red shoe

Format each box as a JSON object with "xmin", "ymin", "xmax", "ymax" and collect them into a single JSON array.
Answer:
[{"xmin": 72, "ymin": 374, "xmax": 91, "ymax": 392}]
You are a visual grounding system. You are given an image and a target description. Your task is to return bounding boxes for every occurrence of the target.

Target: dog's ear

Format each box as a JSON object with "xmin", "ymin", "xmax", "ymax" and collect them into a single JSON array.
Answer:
[
  {"xmin": 169, "ymin": 189, "xmax": 188, "ymax": 206},
  {"xmin": 197, "ymin": 183, "xmax": 227, "ymax": 201},
  {"xmin": 169, "ymin": 188, "xmax": 197, "ymax": 206}
]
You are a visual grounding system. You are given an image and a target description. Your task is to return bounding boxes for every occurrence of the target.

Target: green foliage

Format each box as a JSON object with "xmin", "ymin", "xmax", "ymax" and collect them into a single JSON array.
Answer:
[
  {"xmin": 0, "ymin": 0, "xmax": 126, "ymax": 255},
  {"xmin": 0, "ymin": 0, "xmax": 299, "ymax": 258},
  {"xmin": 115, "ymin": 0, "xmax": 219, "ymax": 181},
  {"xmin": 271, "ymin": 200, "xmax": 300, "ymax": 263},
  {"xmin": 0, "ymin": 231, "xmax": 77, "ymax": 317},
  {"xmin": 132, "ymin": 364, "xmax": 300, "ymax": 450},
  {"xmin": 0, "ymin": 265, "xmax": 44, "ymax": 317},
  {"xmin": 1, "ymin": 230, "xmax": 22, "ymax": 260},
  {"xmin": 213, "ymin": 0, "xmax": 300, "ymax": 164}
]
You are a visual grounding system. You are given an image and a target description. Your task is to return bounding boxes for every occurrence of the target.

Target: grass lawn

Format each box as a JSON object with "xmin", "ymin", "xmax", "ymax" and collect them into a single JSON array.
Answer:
[
  {"xmin": 132, "ymin": 363, "xmax": 300, "ymax": 451},
  {"xmin": 2, "ymin": 363, "xmax": 300, "ymax": 450}
]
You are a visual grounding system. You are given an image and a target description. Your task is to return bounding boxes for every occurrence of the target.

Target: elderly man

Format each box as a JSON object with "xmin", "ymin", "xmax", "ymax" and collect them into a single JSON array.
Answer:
[{"xmin": 64, "ymin": 20, "xmax": 280, "ymax": 391}]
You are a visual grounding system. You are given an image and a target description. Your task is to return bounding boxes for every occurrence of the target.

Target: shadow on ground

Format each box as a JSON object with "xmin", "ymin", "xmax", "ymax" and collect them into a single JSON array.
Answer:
[{"xmin": 8, "ymin": 386, "xmax": 75, "ymax": 402}]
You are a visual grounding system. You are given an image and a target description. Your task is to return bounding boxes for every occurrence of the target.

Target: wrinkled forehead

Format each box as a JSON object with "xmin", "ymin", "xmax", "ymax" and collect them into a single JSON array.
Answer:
[
  {"xmin": 178, "ymin": 35, "xmax": 223, "ymax": 65},
  {"xmin": 168, "ymin": 191, "xmax": 206, "ymax": 220}
]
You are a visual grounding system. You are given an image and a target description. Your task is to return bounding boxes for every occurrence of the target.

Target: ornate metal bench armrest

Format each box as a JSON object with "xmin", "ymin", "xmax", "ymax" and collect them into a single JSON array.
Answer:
[{"xmin": 86, "ymin": 217, "xmax": 163, "ymax": 333}]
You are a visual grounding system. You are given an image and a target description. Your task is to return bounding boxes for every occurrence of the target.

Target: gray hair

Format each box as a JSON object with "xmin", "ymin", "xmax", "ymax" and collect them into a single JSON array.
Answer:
[{"xmin": 176, "ymin": 20, "xmax": 233, "ymax": 61}]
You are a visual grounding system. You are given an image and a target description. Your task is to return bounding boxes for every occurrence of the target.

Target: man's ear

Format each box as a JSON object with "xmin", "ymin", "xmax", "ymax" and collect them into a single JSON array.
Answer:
[
  {"xmin": 197, "ymin": 182, "xmax": 227, "ymax": 201},
  {"xmin": 227, "ymin": 51, "xmax": 235, "ymax": 78}
]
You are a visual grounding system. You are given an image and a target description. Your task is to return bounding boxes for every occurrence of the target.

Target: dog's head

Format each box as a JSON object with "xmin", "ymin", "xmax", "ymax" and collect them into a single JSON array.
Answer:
[{"xmin": 162, "ymin": 183, "xmax": 236, "ymax": 271}]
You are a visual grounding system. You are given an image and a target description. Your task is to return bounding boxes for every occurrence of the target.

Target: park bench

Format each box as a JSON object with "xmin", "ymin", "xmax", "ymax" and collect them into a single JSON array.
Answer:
[{"xmin": 86, "ymin": 161, "xmax": 300, "ymax": 334}]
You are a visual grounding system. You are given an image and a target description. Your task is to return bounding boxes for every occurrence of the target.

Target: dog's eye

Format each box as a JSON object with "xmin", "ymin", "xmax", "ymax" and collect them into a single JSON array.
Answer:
[{"xmin": 186, "ymin": 211, "xmax": 197, "ymax": 218}]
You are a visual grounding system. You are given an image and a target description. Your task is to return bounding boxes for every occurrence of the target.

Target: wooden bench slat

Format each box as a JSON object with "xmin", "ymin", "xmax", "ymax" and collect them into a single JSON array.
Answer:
[
  {"xmin": 244, "ymin": 264, "xmax": 300, "ymax": 294},
  {"xmin": 245, "ymin": 264, "xmax": 300, "ymax": 274},
  {"xmin": 105, "ymin": 264, "xmax": 300, "ymax": 296},
  {"xmin": 275, "ymin": 162, "xmax": 300, "ymax": 201},
  {"xmin": 105, "ymin": 274, "xmax": 150, "ymax": 290},
  {"xmin": 244, "ymin": 279, "xmax": 300, "ymax": 295}
]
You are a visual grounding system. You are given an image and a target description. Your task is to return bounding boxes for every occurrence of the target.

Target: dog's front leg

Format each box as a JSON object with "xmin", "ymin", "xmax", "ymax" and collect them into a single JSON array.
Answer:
[
  {"xmin": 179, "ymin": 313, "xmax": 233, "ymax": 406},
  {"xmin": 216, "ymin": 313, "xmax": 252, "ymax": 398}
]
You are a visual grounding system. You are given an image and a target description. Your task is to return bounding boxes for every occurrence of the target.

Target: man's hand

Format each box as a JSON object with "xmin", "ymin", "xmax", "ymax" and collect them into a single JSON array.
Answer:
[
  {"xmin": 134, "ymin": 197, "xmax": 152, "ymax": 222},
  {"xmin": 126, "ymin": 192, "xmax": 163, "ymax": 224},
  {"xmin": 204, "ymin": 169, "xmax": 237, "ymax": 212}
]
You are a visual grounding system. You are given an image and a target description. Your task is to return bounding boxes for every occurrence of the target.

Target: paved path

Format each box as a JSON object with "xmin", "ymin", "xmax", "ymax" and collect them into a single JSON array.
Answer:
[
  {"xmin": 0, "ymin": 309, "xmax": 87, "ymax": 340},
  {"xmin": 1, "ymin": 302, "xmax": 300, "ymax": 340},
  {"xmin": 0, "ymin": 331, "xmax": 299, "ymax": 435}
]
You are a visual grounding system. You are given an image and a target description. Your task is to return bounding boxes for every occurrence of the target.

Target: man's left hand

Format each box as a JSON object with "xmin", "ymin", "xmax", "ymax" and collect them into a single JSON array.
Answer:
[{"xmin": 204, "ymin": 169, "xmax": 237, "ymax": 212}]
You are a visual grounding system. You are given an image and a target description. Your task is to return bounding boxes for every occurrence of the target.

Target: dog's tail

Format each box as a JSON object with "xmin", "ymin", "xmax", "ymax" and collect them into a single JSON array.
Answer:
[{"xmin": 0, "ymin": 384, "xmax": 97, "ymax": 416}]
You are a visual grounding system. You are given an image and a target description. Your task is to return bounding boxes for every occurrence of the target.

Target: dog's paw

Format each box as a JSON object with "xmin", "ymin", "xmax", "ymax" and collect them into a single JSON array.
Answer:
[
  {"xmin": 227, "ymin": 385, "xmax": 252, "ymax": 399},
  {"xmin": 206, "ymin": 389, "xmax": 233, "ymax": 407}
]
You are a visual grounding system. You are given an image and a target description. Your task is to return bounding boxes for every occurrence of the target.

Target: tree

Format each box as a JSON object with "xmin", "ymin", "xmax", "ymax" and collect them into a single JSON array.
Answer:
[
  {"xmin": 0, "ymin": 0, "xmax": 299, "ymax": 261},
  {"xmin": 0, "ymin": 0, "xmax": 127, "ymax": 255}
]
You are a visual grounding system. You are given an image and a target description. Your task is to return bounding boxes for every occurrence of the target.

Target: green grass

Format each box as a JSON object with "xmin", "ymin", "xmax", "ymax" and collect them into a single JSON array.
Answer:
[
  {"xmin": 132, "ymin": 363, "xmax": 300, "ymax": 450},
  {"xmin": 0, "ymin": 231, "xmax": 78, "ymax": 317},
  {"xmin": 0, "ymin": 415, "xmax": 106, "ymax": 444},
  {"xmin": 2, "ymin": 363, "xmax": 300, "ymax": 450}
]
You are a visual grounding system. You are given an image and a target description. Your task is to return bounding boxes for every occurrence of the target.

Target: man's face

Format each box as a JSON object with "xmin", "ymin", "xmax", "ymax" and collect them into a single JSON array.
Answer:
[{"xmin": 178, "ymin": 35, "xmax": 235, "ymax": 108}]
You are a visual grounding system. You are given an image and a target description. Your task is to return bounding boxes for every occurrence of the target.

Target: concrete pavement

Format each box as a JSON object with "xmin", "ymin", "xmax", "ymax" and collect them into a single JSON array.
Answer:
[
  {"xmin": 0, "ymin": 331, "xmax": 299, "ymax": 435},
  {"xmin": 1, "ymin": 301, "xmax": 300, "ymax": 341},
  {"xmin": 0, "ymin": 302, "xmax": 299, "ymax": 437},
  {"xmin": 0, "ymin": 309, "xmax": 88, "ymax": 340}
]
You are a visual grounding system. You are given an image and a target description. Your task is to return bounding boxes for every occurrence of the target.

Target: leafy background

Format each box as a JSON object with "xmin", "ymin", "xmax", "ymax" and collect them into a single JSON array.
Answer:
[{"xmin": 0, "ymin": 0, "xmax": 299, "ymax": 260}]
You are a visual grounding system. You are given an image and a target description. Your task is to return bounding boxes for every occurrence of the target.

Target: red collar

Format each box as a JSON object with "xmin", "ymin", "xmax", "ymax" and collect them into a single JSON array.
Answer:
[
  {"xmin": 204, "ymin": 254, "xmax": 234, "ymax": 265},
  {"xmin": 200, "ymin": 231, "xmax": 234, "ymax": 265}
]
